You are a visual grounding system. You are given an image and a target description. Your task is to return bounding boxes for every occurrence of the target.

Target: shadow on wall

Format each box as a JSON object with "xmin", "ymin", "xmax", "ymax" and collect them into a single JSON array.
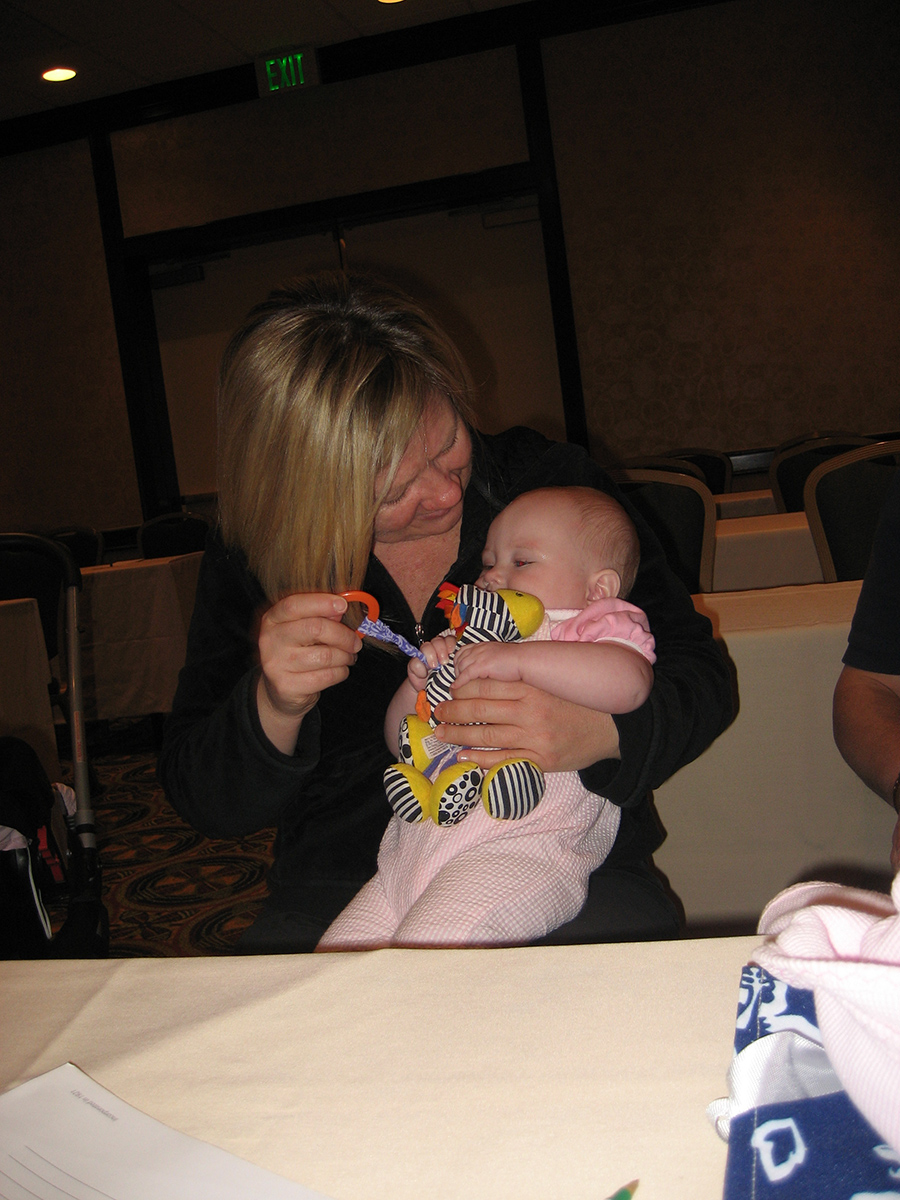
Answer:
[
  {"xmin": 790, "ymin": 862, "xmax": 894, "ymax": 896},
  {"xmin": 679, "ymin": 863, "xmax": 894, "ymax": 941}
]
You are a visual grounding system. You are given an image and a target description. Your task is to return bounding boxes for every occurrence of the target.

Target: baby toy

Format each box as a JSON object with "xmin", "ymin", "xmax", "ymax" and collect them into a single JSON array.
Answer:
[
  {"xmin": 340, "ymin": 590, "xmax": 428, "ymax": 665},
  {"xmin": 383, "ymin": 582, "xmax": 547, "ymax": 827}
]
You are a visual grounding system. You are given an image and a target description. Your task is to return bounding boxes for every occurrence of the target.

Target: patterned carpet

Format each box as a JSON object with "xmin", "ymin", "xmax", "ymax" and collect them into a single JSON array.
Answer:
[{"xmin": 52, "ymin": 720, "xmax": 275, "ymax": 957}]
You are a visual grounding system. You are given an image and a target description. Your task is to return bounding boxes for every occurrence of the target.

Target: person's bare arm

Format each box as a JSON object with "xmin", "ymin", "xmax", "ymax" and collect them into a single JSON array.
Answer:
[
  {"xmin": 833, "ymin": 663, "xmax": 900, "ymax": 869},
  {"xmin": 833, "ymin": 665, "xmax": 900, "ymax": 801},
  {"xmin": 384, "ymin": 631, "xmax": 455, "ymax": 753},
  {"xmin": 384, "ymin": 677, "xmax": 421, "ymax": 756},
  {"xmin": 453, "ymin": 640, "xmax": 654, "ymax": 714}
]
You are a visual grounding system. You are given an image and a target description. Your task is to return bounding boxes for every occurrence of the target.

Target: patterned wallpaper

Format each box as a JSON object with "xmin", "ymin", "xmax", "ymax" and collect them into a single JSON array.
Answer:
[
  {"xmin": 4, "ymin": 0, "xmax": 899, "ymax": 533},
  {"xmin": 112, "ymin": 48, "xmax": 527, "ymax": 238},
  {"xmin": 544, "ymin": 0, "xmax": 900, "ymax": 465}
]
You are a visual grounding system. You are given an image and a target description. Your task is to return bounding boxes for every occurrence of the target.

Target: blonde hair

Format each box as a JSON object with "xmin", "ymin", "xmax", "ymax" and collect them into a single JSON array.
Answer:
[{"xmin": 217, "ymin": 271, "xmax": 475, "ymax": 601}]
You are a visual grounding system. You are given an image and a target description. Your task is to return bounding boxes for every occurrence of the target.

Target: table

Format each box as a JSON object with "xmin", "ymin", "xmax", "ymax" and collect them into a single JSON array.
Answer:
[
  {"xmin": 714, "ymin": 488, "xmax": 776, "ymax": 519},
  {"xmin": 0, "ymin": 934, "xmax": 759, "ymax": 1200},
  {"xmin": 79, "ymin": 553, "xmax": 203, "ymax": 720},
  {"xmin": 0, "ymin": 596, "xmax": 61, "ymax": 782},
  {"xmin": 712, "ymin": 511, "xmax": 824, "ymax": 591},
  {"xmin": 654, "ymin": 581, "xmax": 896, "ymax": 930}
]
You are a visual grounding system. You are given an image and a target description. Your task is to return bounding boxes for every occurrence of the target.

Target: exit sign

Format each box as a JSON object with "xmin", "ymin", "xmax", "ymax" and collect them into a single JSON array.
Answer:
[{"xmin": 255, "ymin": 46, "xmax": 320, "ymax": 97}]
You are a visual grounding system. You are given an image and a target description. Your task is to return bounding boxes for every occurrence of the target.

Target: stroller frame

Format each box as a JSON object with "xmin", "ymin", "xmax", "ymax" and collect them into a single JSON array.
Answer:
[{"xmin": 0, "ymin": 533, "xmax": 105, "ymax": 955}]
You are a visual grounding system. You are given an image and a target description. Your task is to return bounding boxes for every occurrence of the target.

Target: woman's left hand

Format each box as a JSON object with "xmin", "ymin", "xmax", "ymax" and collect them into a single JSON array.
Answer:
[{"xmin": 431, "ymin": 679, "xmax": 620, "ymax": 772}]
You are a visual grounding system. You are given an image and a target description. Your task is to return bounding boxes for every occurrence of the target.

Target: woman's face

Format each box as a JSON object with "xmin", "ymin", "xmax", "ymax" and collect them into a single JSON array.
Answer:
[{"xmin": 373, "ymin": 401, "xmax": 472, "ymax": 546}]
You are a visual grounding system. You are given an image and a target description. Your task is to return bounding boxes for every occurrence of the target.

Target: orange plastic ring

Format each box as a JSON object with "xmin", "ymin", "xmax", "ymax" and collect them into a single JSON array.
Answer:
[{"xmin": 339, "ymin": 590, "xmax": 380, "ymax": 622}]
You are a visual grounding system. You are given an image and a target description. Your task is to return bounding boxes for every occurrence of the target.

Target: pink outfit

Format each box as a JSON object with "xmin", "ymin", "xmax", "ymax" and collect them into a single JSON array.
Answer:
[
  {"xmin": 318, "ymin": 599, "xmax": 655, "ymax": 950},
  {"xmin": 753, "ymin": 874, "xmax": 900, "ymax": 1155}
]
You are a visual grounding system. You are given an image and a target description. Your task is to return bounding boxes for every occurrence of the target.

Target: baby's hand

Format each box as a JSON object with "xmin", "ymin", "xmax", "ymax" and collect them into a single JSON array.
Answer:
[
  {"xmin": 407, "ymin": 630, "xmax": 456, "ymax": 687},
  {"xmin": 453, "ymin": 642, "xmax": 524, "ymax": 689}
]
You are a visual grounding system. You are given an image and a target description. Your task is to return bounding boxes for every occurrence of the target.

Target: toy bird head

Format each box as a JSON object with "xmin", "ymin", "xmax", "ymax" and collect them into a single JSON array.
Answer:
[
  {"xmin": 439, "ymin": 582, "xmax": 544, "ymax": 642},
  {"xmin": 495, "ymin": 588, "xmax": 545, "ymax": 638}
]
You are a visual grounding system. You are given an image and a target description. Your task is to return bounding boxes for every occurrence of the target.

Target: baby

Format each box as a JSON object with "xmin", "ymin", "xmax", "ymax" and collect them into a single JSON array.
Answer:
[{"xmin": 317, "ymin": 486, "xmax": 655, "ymax": 949}]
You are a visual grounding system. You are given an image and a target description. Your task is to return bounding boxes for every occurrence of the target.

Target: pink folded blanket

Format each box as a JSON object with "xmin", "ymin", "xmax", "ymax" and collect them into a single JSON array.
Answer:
[{"xmin": 754, "ymin": 872, "xmax": 900, "ymax": 1154}]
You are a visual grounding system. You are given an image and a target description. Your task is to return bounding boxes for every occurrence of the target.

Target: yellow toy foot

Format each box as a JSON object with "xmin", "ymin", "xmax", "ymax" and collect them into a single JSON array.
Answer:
[
  {"xmin": 384, "ymin": 764, "xmax": 430, "ymax": 823},
  {"xmin": 398, "ymin": 714, "xmax": 445, "ymax": 773},
  {"xmin": 430, "ymin": 761, "xmax": 484, "ymax": 826}
]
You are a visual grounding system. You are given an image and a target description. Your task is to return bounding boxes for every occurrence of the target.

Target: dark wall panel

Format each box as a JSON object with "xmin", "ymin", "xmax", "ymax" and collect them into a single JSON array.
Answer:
[
  {"xmin": 0, "ymin": 140, "xmax": 141, "ymax": 531},
  {"xmin": 112, "ymin": 49, "xmax": 527, "ymax": 238}
]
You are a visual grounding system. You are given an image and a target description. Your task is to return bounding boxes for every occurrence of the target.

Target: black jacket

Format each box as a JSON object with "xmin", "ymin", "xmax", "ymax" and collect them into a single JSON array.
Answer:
[{"xmin": 159, "ymin": 427, "xmax": 734, "ymax": 915}]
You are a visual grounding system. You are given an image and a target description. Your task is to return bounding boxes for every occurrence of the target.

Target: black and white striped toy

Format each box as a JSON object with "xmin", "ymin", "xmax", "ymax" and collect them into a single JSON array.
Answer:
[{"xmin": 384, "ymin": 583, "xmax": 547, "ymax": 826}]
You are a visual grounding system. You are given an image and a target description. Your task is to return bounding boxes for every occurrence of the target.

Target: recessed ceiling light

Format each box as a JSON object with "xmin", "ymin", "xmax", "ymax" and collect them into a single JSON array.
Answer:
[
  {"xmin": 377, "ymin": 0, "xmax": 406, "ymax": 5},
  {"xmin": 42, "ymin": 67, "xmax": 76, "ymax": 82}
]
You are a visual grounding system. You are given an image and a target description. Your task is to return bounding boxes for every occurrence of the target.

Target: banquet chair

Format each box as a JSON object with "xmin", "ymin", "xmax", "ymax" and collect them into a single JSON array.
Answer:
[
  {"xmin": 769, "ymin": 434, "xmax": 872, "ymax": 512},
  {"xmin": 617, "ymin": 455, "xmax": 706, "ymax": 483},
  {"xmin": 137, "ymin": 511, "xmax": 210, "ymax": 558},
  {"xmin": 48, "ymin": 525, "xmax": 104, "ymax": 568},
  {"xmin": 774, "ymin": 429, "xmax": 868, "ymax": 454},
  {"xmin": 0, "ymin": 534, "xmax": 89, "ymax": 789},
  {"xmin": 0, "ymin": 534, "xmax": 105, "ymax": 954},
  {"xmin": 660, "ymin": 447, "xmax": 733, "ymax": 494},
  {"xmin": 609, "ymin": 468, "xmax": 716, "ymax": 593},
  {"xmin": 804, "ymin": 439, "xmax": 900, "ymax": 583}
]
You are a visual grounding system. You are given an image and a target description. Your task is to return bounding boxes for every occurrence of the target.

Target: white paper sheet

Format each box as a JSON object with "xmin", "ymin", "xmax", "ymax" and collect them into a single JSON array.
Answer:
[{"xmin": 0, "ymin": 1063, "xmax": 332, "ymax": 1200}]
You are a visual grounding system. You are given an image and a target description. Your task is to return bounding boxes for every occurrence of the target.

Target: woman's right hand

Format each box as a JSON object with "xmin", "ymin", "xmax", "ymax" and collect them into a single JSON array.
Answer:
[{"xmin": 256, "ymin": 593, "xmax": 361, "ymax": 753}]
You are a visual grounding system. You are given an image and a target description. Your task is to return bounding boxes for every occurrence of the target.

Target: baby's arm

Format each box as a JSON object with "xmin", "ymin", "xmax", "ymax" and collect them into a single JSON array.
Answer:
[
  {"xmin": 383, "ymin": 632, "xmax": 456, "ymax": 752},
  {"xmin": 453, "ymin": 640, "xmax": 653, "ymax": 714}
]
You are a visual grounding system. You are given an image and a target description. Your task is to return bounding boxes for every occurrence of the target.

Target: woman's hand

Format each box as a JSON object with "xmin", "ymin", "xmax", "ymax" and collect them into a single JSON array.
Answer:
[
  {"xmin": 257, "ymin": 593, "xmax": 361, "ymax": 753},
  {"xmin": 431, "ymin": 679, "xmax": 621, "ymax": 773}
]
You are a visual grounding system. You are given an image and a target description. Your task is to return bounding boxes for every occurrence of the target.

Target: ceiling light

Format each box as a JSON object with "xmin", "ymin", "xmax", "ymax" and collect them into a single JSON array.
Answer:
[
  {"xmin": 377, "ymin": 0, "xmax": 406, "ymax": 5},
  {"xmin": 42, "ymin": 67, "xmax": 76, "ymax": 82}
]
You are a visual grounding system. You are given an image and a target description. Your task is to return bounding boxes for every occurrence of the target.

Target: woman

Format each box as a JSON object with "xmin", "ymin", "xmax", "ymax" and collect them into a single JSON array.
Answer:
[{"xmin": 159, "ymin": 270, "xmax": 733, "ymax": 952}]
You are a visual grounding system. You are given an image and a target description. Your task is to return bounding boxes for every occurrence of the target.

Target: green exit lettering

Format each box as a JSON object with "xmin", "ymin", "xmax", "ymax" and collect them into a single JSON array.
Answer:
[
  {"xmin": 265, "ymin": 53, "xmax": 305, "ymax": 92},
  {"xmin": 255, "ymin": 45, "xmax": 318, "ymax": 98}
]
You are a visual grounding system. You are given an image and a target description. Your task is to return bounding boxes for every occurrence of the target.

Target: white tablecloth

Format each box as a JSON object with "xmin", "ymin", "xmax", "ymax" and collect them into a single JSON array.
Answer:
[
  {"xmin": 0, "ymin": 935, "xmax": 759, "ymax": 1200},
  {"xmin": 714, "ymin": 488, "xmax": 776, "ymax": 519},
  {"xmin": 80, "ymin": 553, "xmax": 203, "ymax": 720},
  {"xmin": 654, "ymin": 582, "xmax": 896, "ymax": 928},
  {"xmin": 712, "ymin": 511, "xmax": 824, "ymax": 591}
]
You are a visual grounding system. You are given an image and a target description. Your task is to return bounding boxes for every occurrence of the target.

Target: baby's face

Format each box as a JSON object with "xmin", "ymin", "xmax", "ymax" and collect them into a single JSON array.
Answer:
[{"xmin": 476, "ymin": 492, "xmax": 597, "ymax": 609}]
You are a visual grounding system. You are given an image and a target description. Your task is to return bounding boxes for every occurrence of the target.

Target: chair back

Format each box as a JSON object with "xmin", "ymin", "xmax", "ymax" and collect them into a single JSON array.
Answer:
[
  {"xmin": 661, "ymin": 447, "xmax": 733, "ymax": 494},
  {"xmin": 610, "ymin": 468, "xmax": 716, "ymax": 593},
  {"xmin": 774, "ymin": 429, "xmax": 867, "ymax": 454},
  {"xmin": 617, "ymin": 455, "xmax": 706, "ymax": 483},
  {"xmin": 770, "ymin": 435, "xmax": 873, "ymax": 512},
  {"xmin": 49, "ymin": 526, "xmax": 104, "ymax": 568},
  {"xmin": 804, "ymin": 440, "xmax": 900, "ymax": 582},
  {"xmin": 138, "ymin": 512, "xmax": 210, "ymax": 559},
  {"xmin": 0, "ymin": 533, "xmax": 80, "ymax": 660},
  {"xmin": 0, "ymin": 533, "xmax": 97, "ymax": 881}
]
